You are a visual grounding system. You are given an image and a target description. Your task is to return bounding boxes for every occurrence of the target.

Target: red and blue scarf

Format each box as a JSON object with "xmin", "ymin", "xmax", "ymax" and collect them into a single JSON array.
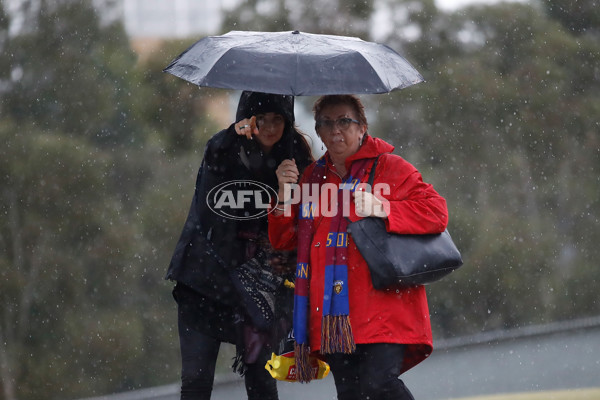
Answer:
[{"xmin": 293, "ymin": 156, "xmax": 371, "ymax": 382}]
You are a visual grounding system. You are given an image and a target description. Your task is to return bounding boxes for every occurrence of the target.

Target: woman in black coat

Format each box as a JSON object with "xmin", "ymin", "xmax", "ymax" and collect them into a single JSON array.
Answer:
[{"xmin": 166, "ymin": 91, "xmax": 313, "ymax": 400}]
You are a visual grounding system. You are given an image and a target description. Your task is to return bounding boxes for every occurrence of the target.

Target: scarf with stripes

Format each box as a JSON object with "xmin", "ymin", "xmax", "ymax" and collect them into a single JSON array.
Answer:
[{"xmin": 293, "ymin": 156, "xmax": 371, "ymax": 382}]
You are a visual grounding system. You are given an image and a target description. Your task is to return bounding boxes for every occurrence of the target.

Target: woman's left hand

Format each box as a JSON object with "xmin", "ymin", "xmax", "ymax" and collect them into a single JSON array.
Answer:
[{"xmin": 354, "ymin": 190, "xmax": 389, "ymax": 219}]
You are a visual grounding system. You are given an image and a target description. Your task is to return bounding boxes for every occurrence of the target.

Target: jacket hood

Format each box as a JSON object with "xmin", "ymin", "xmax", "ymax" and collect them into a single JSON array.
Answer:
[
  {"xmin": 345, "ymin": 135, "xmax": 395, "ymax": 166},
  {"xmin": 235, "ymin": 91, "xmax": 295, "ymax": 123}
]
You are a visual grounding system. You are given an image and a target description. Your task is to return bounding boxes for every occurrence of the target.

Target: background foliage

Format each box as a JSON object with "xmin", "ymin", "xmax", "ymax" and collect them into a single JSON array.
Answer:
[{"xmin": 0, "ymin": 0, "xmax": 598, "ymax": 399}]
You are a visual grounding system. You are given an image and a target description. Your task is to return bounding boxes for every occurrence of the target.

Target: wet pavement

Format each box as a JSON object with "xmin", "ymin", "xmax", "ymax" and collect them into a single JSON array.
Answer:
[{"xmin": 79, "ymin": 317, "xmax": 600, "ymax": 400}]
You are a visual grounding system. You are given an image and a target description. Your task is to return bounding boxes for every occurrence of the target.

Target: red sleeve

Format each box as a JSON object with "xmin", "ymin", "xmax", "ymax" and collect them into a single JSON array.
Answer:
[
  {"xmin": 374, "ymin": 154, "xmax": 448, "ymax": 234},
  {"xmin": 268, "ymin": 163, "xmax": 316, "ymax": 250},
  {"xmin": 268, "ymin": 207, "xmax": 298, "ymax": 250}
]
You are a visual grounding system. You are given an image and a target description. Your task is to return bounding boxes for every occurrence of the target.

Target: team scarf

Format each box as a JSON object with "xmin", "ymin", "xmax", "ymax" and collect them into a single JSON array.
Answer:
[{"xmin": 293, "ymin": 155, "xmax": 372, "ymax": 382}]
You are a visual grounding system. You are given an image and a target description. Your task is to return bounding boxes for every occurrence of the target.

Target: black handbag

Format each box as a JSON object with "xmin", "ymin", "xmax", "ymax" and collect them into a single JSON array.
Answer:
[
  {"xmin": 229, "ymin": 254, "xmax": 284, "ymax": 330},
  {"xmin": 347, "ymin": 155, "xmax": 463, "ymax": 290}
]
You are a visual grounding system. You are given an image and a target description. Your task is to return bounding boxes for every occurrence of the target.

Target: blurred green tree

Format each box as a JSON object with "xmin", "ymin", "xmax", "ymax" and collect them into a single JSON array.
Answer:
[
  {"xmin": 221, "ymin": 0, "xmax": 374, "ymax": 39},
  {"xmin": 0, "ymin": 121, "xmax": 145, "ymax": 398},
  {"xmin": 133, "ymin": 39, "xmax": 220, "ymax": 154},
  {"xmin": 542, "ymin": 0, "xmax": 600, "ymax": 35},
  {"xmin": 0, "ymin": 1, "xmax": 184, "ymax": 398},
  {"xmin": 5, "ymin": 0, "xmax": 140, "ymax": 147}
]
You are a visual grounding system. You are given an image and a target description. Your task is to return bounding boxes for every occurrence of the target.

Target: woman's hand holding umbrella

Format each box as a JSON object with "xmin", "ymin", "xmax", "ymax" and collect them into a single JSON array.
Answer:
[{"xmin": 275, "ymin": 159, "xmax": 299, "ymax": 210}]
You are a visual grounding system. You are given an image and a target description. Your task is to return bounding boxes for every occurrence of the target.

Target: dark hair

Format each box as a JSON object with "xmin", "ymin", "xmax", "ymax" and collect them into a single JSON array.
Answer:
[
  {"xmin": 312, "ymin": 94, "xmax": 368, "ymax": 131},
  {"xmin": 235, "ymin": 91, "xmax": 295, "ymax": 123}
]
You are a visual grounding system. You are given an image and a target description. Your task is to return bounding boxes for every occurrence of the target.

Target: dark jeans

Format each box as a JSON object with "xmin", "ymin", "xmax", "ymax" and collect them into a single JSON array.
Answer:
[
  {"xmin": 177, "ymin": 304, "xmax": 278, "ymax": 400},
  {"xmin": 325, "ymin": 343, "xmax": 416, "ymax": 400}
]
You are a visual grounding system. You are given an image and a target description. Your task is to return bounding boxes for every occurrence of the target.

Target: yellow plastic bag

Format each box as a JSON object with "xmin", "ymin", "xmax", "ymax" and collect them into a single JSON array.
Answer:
[
  {"xmin": 266, "ymin": 280, "xmax": 330, "ymax": 382},
  {"xmin": 265, "ymin": 351, "xmax": 330, "ymax": 382}
]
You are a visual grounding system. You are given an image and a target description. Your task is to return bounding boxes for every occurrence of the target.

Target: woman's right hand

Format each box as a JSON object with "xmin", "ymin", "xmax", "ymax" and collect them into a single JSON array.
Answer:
[
  {"xmin": 234, "ymin": 116, "xmax": 258, "ymax": 139},
  {"xmin": 276, "ymin": 159, "xmax": 299, "ymax": 202}
]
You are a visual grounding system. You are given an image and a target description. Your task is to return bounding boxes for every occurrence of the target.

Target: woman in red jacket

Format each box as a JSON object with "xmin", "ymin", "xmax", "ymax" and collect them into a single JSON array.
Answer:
[{"xmin": 268, "ymin": 95, "xmax": 448, "ymax": 400}]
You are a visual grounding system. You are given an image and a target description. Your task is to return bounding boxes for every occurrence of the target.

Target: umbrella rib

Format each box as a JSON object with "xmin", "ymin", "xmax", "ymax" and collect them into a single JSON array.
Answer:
[{"xmin": 293, "ymin": 39, "xmax": 300, "ymax": 95}]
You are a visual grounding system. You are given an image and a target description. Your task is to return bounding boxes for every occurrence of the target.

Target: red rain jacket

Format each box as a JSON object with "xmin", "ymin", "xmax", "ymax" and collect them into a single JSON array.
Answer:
[{"xmin": 268, "ymin": 135, "xmax": 448, "ymax": 373}]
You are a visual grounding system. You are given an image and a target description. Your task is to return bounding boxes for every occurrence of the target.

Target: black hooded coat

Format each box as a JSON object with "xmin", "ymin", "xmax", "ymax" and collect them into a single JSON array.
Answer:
[{"xmin": 166, "ymin": 92, "xmax": 313, "ymax": 343}]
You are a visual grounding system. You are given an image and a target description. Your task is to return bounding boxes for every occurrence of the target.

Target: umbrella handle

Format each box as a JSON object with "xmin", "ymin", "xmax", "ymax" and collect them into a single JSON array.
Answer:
[{"xmin": 288, "ymin": 134, "xmax": 294, "ymax": 160}]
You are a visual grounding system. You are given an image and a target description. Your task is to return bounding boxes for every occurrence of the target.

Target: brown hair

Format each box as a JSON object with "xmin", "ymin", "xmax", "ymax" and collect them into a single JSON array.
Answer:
[{"xmin": 312, "ymin": 94, "xmax": 368, "ymax": 131}]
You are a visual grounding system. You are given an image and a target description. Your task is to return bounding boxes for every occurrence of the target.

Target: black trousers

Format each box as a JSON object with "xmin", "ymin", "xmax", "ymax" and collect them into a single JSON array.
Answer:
[
  {"xmin": 177, "ymin": 302, "xmax": 278, "ymax": 400},
  {"xmin": 325, "ymin": 343, "xmax": 416, "ymax": 400}
]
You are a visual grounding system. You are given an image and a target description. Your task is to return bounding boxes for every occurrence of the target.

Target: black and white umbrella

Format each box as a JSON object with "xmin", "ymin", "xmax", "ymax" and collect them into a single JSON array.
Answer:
[{"xmin": 164, "ymin": 30, "xmax": 423, "ymax": 96}]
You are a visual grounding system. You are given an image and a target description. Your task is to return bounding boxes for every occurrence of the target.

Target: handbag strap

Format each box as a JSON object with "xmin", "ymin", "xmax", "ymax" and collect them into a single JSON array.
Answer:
[
  {"xmin": 345, "ymin": 153, "xmax": 386, "ymax": 223},
  {"xmin": 365, "ymin": 153, "xmax": 387, "ymax": 193}
]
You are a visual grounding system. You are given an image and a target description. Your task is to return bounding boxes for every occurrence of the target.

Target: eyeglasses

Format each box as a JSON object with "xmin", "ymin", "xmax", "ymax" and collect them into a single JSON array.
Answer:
[{"xmin": 315, "ymin": 117, "xmax": 360, "ymax": 133}]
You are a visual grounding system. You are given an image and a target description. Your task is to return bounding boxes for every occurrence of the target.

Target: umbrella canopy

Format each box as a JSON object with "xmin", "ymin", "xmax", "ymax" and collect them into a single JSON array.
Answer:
[{"xmin": 164, "ymin": 30, "xmax": 423, "ymax": 96}]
